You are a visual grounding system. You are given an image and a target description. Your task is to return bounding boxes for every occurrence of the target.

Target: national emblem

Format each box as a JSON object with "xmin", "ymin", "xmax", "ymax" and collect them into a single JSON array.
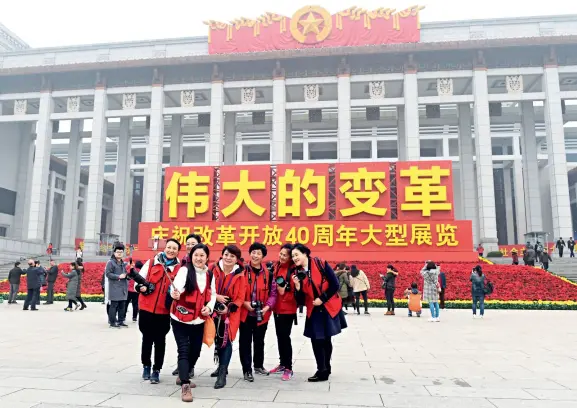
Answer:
[{"xmin": 290, "ymin": 5, "xmax": 332, "ymax": 44}]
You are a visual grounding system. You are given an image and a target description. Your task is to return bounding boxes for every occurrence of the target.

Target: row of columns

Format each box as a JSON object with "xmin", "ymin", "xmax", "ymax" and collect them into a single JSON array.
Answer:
[{"xmin": 18, "ymin": 54, "xmax": 574, "ymax": 254}]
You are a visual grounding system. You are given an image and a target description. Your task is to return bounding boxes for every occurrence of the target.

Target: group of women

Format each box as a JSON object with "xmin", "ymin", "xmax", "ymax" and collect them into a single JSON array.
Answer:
[{"xmin": 133, "ymin": 235, "xmax": 347, "ymax": 403}]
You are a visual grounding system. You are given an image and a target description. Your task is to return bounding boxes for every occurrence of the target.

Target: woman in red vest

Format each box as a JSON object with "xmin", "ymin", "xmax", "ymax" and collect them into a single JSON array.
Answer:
[
  {"xmin": 136, "ymin": 238, "xmax": 182, "ymax": 385},
  {"xmin": 170, "ymin": 243, "xmax": 216, "ymax": 402},
  {"xmin": 269, "ymin": 243, "xmax": 297, "ymax": 381},
  {"xmin": 209, "ymin": 244, "xmax": 246, "ymax": 389},
  {"xmin": 291, "ymin": 243, "xmax": 347, "ymax": 382},
  {"xmin": 239, "ymin": 242, "xmax": 278, "ymax": 382}
]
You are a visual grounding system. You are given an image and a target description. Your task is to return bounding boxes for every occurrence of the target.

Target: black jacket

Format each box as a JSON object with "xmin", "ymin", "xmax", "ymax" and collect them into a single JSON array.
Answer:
[
  {"xmin": 25, "ymin": 267, "xmax": 42, "ymax": 290},
  {"xmin": 47, "ymin": 265, "xmax": 59, "ymax": 283},
  {"xmin": 8, "ymin": 267, "xmax": 25, "ymax": 284}
]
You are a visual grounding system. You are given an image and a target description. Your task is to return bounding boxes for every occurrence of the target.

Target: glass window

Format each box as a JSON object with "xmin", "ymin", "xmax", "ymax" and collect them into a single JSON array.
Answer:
[
  {"xmin": 309, "ymin": 142, "xmax": 337, "ymax": 160},
  {"xmin": 351, "ymin": 141, "xmax": 371, "ymax": 159}
]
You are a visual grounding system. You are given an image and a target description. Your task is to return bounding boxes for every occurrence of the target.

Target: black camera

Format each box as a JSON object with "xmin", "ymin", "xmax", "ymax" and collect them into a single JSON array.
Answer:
[
  {"xmin": 214, "ymin": 301, "xmax": 227, "ymax": 313},
  {"xmin": 266, "ymin": 261, "xmax": 274, "ymax": 274},
  {"xmin": 276, "ymin": 275, "xmax": 289, "ymax": 289},
  {"xmin": 129, "ymin": 269, "xmax": 155, "ymax": 295},
  {"xmin": 250, "ymin": 300, "xmax": 264, "ymax": 323},
  {"xmin": 296, "ymin": 270, "xmax": 308, "ymax": 281}
]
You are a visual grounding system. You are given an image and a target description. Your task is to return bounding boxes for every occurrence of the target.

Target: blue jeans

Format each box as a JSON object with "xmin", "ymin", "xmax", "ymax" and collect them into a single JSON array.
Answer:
[
  {"xmin": 429, "ymin": 302, "xmax": 439, "ymax": 318},
  {"xmin": 472, "ymin": 294, "xmax": 485, "ymax": 315}
]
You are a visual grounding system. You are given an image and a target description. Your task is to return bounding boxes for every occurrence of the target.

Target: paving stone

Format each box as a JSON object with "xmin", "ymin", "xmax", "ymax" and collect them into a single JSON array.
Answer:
[{"xmin": 2, "ymin": 304, "xmax": 577, "ymax": 408}]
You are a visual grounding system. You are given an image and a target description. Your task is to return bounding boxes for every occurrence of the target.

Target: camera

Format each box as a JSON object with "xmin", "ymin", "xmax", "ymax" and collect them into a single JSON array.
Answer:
[
  {"xmin": 250, "ymin": 300, "xmax": 264, "ymax": 323},
  {"xmin": 296, "ymin": 270, "xmax": 308, "ymax": 281},
  {"xmin": 214, "ymin": 301, "xmax": 227, "ymax": 313},
  {"xmin": 276, "ymin": 275, "xmax": 289, "ymax": 289},
  {"xmin": 266, "ymin": 261, "xmax": 274, "ymax": 274},
  {"xmin": 129, "ymin": 269, "xmax": 155, "ymax": 295}
]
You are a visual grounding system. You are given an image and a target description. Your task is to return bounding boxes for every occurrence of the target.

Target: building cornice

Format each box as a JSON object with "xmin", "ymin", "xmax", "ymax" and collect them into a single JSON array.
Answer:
[{"xmin": 0, "ymin": 35, "xmax": 576, "ymax": 77}]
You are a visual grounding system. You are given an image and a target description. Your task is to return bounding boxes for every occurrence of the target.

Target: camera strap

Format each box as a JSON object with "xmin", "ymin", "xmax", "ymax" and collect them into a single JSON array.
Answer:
[{"xmin": 308, "ymin": 257, "xmax": 326, "ymax": 301}]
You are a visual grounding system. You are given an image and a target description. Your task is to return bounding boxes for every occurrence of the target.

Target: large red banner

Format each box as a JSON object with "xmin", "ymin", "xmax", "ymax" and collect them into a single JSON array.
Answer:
[{"xmin": 205, "ymin": 5, "xmax": 423, "ymax": 55}]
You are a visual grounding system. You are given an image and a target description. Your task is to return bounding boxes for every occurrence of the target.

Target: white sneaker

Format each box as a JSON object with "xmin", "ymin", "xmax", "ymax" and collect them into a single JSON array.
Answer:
[
  {"xmin": 473, "ymin": 315, "xmax": 477, "ymax": 319},
  {"xmin": 435, "ymin": 318, "xmax": 440, "ymax": 322},
  {"xmin": 428, "ymin": 318, "xmax": 435, "ymax": 322}
]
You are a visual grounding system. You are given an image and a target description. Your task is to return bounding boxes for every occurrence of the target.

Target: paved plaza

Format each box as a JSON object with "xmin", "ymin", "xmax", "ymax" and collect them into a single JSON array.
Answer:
[{"xmin": 1, "ymin": 303, "xmax": 577, "ymax": 408}]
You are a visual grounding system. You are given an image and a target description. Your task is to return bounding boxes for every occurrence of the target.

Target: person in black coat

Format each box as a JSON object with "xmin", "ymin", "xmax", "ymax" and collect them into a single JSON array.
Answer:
[
  {"xmin": 45, "ymin": 260, "xmax": 59, "ymax": 304},
  {"xmin": 8, "ymin": 262, "xmax": 25, "ymax": 304},
  {"xmin": 23, "ymin": 259, "xmax": 41, "ymax": 311}
]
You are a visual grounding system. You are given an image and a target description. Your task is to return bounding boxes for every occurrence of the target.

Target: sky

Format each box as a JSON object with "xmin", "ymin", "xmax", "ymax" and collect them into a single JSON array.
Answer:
[{"xmin": 3, "ymin": 0, "xmax": 577, "ymax": 48}]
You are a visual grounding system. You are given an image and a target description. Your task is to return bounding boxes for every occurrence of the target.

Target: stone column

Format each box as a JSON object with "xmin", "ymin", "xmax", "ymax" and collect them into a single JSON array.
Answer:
[
  {"xmin": 83, "ymin": 75, "xmax": 108, "ymax": 255},
  {"xmin": 472, "ymin": 53, "xmax": 499, "ymax": 251},
  {"xmin": 27, "ymin": 87, "xmax": 54, "ymax": 242},
  {"xmin": 169, "ymin": 115, "xmax": 182, "ymax": 166},
  {"xmin": 397, "ymin": 106, "xmax": 407, "ymax": 161},
  {"xmin": 512, "ymin": 134, "xmax": 527, "ymax": 243},
  {"xmin": 337, "ymin": 59, "xmax": 351, "ymax": 162},
  {"xmin": 285, "ymin": 111, "xmax": 292, "ymax": 163},
  {"xmin": 520, "ymin": 101, "xmax": 543, "ymax": 233},
  {"xmin": 112, "ymin": 118, "xmax": 131, "ymax": 240},
  {"xmin": 13, "ymin": 123, "xmax": 34, "ymax": 239},
  {"xmin": 124, "ymin": 173, "xmax": 134, "ymax": 243},
  {"xmin": 60, "ymin": 119, "xmax": 83, "ymax": 256},
  {"xmin": 403, "ymin": 57, "xmax": 420, "ymax": 160},
  {"xmin": 44, "ymin": 171, "xmax": 57, "ymax": 244},
  {"xmin": 271, "ymin": 62, "xmax": 287, "ymax": 164},
  {"xmin": 543, "ymin": 55, "xmax": 572, "ymax": 239},
  {"xmin": 142, "ymin": 71, "xmax": 165, "ymax": 222},
  {"xmin": 457, "ymin": 103, "xmax": 479, "ymax": 246},
  {"xmin": 223, "ymin": 112, "xmax": 236, "ymax": 165},
  {"xmin": 208, "ymin": 65, "xmax": 224, "ymax": 166},
  {"xmin": 503, "ymin": 167, "xmax": 516, "ymax": 244}
]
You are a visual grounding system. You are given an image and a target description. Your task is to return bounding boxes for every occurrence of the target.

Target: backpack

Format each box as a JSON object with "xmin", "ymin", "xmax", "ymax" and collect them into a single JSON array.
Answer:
[{"xmin": 484, "ymin": 280, "xmax": 494, "ymax": 295}]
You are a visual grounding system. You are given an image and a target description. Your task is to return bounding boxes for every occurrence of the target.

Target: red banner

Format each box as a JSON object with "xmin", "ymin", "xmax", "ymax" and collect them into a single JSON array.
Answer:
[
  {"xmin": 498, "ymin": 243, "xmax": 555, "ymax": 257},
  {"xmin": 276, "ymin": 164, "xmax": 329, "ymax": 221},
  {"xmin": 335, "ymin": 162, "xmax": 391, "ymax": 221},
  {"xmin": 396, "ymin": 160, "xmax": 455, "ymax": 221},
  {"xmin": 205, "ymin": 5, "xmax": 423, "ymax": 55},
  {"xmin": 163, "ymin": 166, "xmax": 214, "ymax": 222},
  {"xmin": 219, "ymin": 165, "xmax": 271, "ymax": 222},
  {"xmin": 140, "ymin": 220, "xmax": 472, "ymax": 257}
]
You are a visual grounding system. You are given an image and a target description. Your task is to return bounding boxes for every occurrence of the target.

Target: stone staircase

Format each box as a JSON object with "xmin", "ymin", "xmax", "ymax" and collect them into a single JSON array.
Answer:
[{"xmin": 487, "ymin": 255, "xmax": 577, "ymax": 282}]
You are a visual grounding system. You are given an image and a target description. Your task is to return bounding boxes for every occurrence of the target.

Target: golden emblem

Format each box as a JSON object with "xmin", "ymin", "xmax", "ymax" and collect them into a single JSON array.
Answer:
[{"xmin": 290, "ymin": 5, "xmax": 332, "ymax": 44}]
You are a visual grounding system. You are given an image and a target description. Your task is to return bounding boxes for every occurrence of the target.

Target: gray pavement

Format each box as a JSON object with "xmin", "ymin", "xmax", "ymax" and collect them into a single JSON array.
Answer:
[{"xmin": 1, "ymin": 302, "xmax": 577, "ymax": 407}]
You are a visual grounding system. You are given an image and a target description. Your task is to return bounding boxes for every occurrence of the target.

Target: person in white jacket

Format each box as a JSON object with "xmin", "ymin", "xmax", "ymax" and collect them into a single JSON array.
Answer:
[{"xmin": 170, "ymin": 243, "xmax": 216, "ymax": 403}]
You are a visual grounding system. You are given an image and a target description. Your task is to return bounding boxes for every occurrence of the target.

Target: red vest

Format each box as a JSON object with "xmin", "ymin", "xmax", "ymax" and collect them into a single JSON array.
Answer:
[
  {"xmin": 210, "ymin": 261, "xmax": 246, "ymax": 341},
  {"xmin": 273, "ymin": 262, "xmax": 297, "ymax": 315},
  {"xmin": 301, "ymin": 258, "xmax": 342, "ymax": 319},
  {"xmin": 139, "ymin": 259, "xmax": 180, "ymax": 315},
  {"xmin": 240, "ymin": 264, "xmax": 272, "ymax": 326},
  {"xmin": 170, "ymin": 270, "xmax": 212, "ymax": 323}
]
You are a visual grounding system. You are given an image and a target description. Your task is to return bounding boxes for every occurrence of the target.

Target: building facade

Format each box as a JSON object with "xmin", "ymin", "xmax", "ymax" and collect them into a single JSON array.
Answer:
[{"xmin": 1, "ymin": 13, "xmax": 577, "ymax": 255}]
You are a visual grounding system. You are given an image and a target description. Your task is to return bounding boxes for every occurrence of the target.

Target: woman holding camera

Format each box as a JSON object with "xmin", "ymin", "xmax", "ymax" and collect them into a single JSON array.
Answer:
[
  {"xmin": 239, "ymin": 242, "xmax": 277, "ymax": 382},
  {"xmin": 136, "ymin": 238, "xmax": 182, "ymax": 384},
  {"xmin": 170, "ymin": 243, "xmax": 216, "ymax": 403},
  {"xmin": 269, "ymin": 243, "xmax": 297, "ymax": 381},
  {"xmin": 209, "ymin": 245, "xmax": 246, "ymax": 389},
  {"xmin": 291, "ymin": 243, "xmax": 347, "ymax": 382}
]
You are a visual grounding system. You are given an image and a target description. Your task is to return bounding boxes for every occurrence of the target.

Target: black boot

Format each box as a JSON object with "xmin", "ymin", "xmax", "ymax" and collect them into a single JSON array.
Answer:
[
  {"xmin": 211, "ymin": 367, "xmax": 228, "ymax": 377},
  {"xmin": 307, "ymin": 370, "xmax": 329, "ymax": 382},
  {"xmin": 214, "ymin": 365, "xmax": 227, "ymax": 389}
]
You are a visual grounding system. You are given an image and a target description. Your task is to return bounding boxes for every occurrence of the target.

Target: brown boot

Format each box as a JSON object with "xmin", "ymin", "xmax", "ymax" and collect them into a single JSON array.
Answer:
[
  {"xmin": 181, "ymin": 384, "xmax": 193, "ymax": 402},
  {"xmin": 390, "ymin": 311, "xmax": 395, "ymax": 316}
]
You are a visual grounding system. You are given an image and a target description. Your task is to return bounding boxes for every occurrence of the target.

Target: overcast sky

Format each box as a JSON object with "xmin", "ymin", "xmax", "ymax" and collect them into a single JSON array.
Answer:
[{"xmin": 3, "ymin": 0, "xmax": 577, "ymax": 48}]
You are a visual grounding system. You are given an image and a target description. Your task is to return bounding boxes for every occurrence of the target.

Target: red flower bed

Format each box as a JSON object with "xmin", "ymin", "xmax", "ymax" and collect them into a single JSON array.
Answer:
[{"xmin": 2, "ymin": 261, "xmax": 577, "ymax": 302}]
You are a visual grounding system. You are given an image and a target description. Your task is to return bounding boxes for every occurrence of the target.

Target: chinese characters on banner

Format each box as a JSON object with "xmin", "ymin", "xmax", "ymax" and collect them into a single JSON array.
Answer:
[
  {"xmin": 139, "ymin": 221, "xmax": 471, "ymax": 253},
  {"xmin": 144, "ymin": 160, "xmax": 472, "ymax": 259},
  {"xmin": 396, "ymin": 161, "xmax": 454, "ymax": 221}
]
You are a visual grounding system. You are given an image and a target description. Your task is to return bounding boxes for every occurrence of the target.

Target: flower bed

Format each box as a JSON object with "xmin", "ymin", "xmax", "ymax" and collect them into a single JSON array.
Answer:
[{"xmin": 2, "ymin": 261, "xmax": 577, "ymax": 309}]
